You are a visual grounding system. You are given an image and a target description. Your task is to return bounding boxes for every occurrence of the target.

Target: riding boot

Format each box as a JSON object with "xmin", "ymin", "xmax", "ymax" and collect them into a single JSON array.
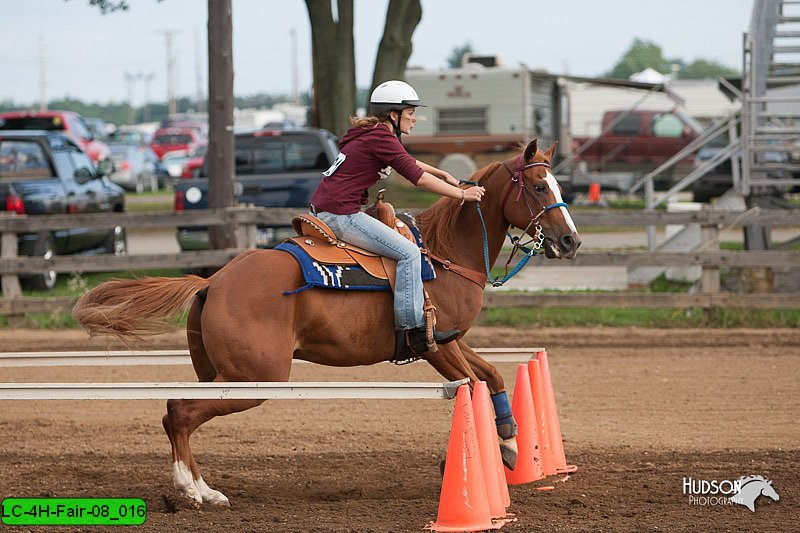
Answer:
[{"xmin": 393, "ymin": 325, "xmax": 462, "ymax": 362}]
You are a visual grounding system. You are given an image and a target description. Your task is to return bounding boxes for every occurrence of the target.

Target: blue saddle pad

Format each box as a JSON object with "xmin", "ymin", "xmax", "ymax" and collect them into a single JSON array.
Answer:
[{"xmin": 276, "ymin": 222, "xmax": 436, "ymax": 294}]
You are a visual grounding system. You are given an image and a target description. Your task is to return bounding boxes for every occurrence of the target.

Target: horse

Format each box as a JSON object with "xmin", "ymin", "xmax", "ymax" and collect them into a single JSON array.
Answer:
[
  {"xmin": 73, "ymin": 138, "xmax": 581, "ymax": 505},
  {"xmin": 729, "ymin": 475, "xmax": 780, "ymax": 512}
]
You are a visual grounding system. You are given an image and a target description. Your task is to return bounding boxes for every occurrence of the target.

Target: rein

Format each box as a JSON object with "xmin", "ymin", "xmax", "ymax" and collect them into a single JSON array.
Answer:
[
  {"xmin": 482, "ymin": 155, "xmax": 568, "ymax": 287},
  {"xmin": 427, "ymin": 155, "xmax": 570, "ymax": 288}
]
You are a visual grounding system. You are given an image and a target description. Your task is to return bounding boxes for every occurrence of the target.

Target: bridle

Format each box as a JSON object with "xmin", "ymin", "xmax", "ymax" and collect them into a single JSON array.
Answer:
[
  {"xmin": 500, "ymin": 154, "xmax": 568, "ymax": 240},
  {"xmin": 470, "ymin": 154, "xmax": 570, "ymax": 286}
]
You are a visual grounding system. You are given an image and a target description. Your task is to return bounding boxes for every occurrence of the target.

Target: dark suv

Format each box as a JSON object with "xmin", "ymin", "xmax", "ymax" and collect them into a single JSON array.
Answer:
[
  {"xmin": 0, "ymin": 131, "xmax": 126, "ymax": 290},
  {"xmin": 174, "ymin": 127, "xmax": 339, "ymax": 252}
]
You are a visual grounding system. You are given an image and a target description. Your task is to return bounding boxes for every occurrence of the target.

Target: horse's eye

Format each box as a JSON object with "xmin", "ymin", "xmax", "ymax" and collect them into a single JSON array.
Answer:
[{"xmin": 534, "ymin": 185, "xmax": 547, "ymax": 193}]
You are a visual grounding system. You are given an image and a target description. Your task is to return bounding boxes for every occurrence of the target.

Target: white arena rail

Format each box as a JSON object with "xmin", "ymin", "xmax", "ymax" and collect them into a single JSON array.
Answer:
[
  {"xmin": 0, "ymin": 379, "xmax": 470, "ymax": 401},
  {"xmin": 0, "ymin": 347, "xmax": 543, "ymax": 367}
]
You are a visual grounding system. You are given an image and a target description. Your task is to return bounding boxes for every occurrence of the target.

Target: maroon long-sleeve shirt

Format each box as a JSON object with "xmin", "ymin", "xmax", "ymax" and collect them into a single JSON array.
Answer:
[{"xmin": 309, "ymin": 123, "xmax": 423, "ymax": 215}]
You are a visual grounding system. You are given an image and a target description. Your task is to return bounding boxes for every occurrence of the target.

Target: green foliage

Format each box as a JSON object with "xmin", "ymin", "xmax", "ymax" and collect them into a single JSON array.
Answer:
[
  {"xmin": 482, "ymin": 306, "xmax": 800, "ymax": 328},
  {"xmin": 606, "ymin": 38, "xmax": 672, "ymax": 79},
  {"xmin": 605, "ymin": 37, "xmax": 739, "ymax": 79},
  {"xmin": 86, "ymin": 0, "xmax": 129, "ymax": 14},
  {"xmin": 447, "ymin": 42, "xmax": 473, "ymax": 68},
  {"xmin": 681, "ymin": 59, "xmax": 738, "ymax": 79}
]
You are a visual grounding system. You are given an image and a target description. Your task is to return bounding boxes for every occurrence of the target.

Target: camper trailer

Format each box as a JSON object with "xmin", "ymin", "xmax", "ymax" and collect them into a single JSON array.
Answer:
[{"xmin": 404, "ymin": 57, "xmax": 566, "ymax": 178}]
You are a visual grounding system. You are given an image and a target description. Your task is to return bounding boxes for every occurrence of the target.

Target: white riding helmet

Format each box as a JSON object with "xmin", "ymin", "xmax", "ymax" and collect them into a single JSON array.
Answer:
[{"xmin": 369, "ymin": 80, "xmax": 426, "ymax": 115}]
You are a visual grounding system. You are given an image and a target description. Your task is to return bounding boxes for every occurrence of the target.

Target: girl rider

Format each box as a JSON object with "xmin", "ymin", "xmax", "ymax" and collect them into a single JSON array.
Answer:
[{"xmin": 309, "ymin": 80, "xmax": 485, "ymax": 359}]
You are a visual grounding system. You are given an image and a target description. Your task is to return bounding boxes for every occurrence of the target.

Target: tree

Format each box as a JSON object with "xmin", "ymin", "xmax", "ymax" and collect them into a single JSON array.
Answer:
[
  {"xmin": 306, "ymin": 0, "xmax": 422, "ymax": 136},
  {"xmin": 447, "ymin": 42, "xmax": 473, "ymax": 69},
  {"xmin": 369, "ymin": 0, "xmax": 422, "ymax": 105},
  {"xmin": 305, "ymin": 0, "xmax": 356, "ymax": 138},
  {"xmin": 681, "ymin": 59, "xmax": 738, "ymax": 79},
  {"xmin": 605, "ymin": 37, "xmax": 739, "ymax": 80},
  {"xmin": 605, "ymin": 38, "xmax": 672, "ymax": 79}
]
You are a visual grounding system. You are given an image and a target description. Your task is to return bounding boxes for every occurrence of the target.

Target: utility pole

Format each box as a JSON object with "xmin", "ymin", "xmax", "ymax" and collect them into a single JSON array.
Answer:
[
  {"xmin": 290, "ymin": 27, "xmax": 299, "ymax": 105},
  {"xmin": 37, "ymin": 35, "xmax": 47, "ymax": 111},
  {"xmin": 124, "ymin": 72, "xmax": 138, "ymax": 124},
  {"xmin": 156, "ymin": 30, "xmax": 181, "ymax": 116},
  {"xmin": 194, "ymin": 28, "xmax": 205, "ymax": 111},
  {"xmin": 207, "ymin": 0, "xmax": 236, "ymax": 250},
  {"xmin": 142, "ymin": 72, "xmax": 155, "ymax": 123}
]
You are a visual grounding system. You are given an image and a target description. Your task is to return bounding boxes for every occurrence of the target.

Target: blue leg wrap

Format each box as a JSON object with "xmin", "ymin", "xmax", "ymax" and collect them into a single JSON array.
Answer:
[{"xmin": 491, "ymin": 391, "xmax": 517, "ymax": 438}]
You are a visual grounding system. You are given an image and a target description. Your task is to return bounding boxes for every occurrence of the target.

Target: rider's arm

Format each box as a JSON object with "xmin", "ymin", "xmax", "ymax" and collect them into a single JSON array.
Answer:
[
  {"xmin": 416, "ymin": 160, "xmax": 460, "ymax": 186},
  {"xmin": 416, "ymin": 172, "xmax": 484, "ymax": 203}
]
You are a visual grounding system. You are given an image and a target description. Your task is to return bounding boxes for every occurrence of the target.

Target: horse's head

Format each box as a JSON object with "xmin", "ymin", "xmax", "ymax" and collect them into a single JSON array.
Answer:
[{"xmin": 499, "ymin": 139, "xmax": 581, "ymax": 259}]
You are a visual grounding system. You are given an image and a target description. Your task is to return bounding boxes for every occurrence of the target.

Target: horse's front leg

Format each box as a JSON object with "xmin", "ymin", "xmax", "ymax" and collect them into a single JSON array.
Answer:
[{"xmin": 457, "ymin": 339, "xmax": 518, "ymax": 471}]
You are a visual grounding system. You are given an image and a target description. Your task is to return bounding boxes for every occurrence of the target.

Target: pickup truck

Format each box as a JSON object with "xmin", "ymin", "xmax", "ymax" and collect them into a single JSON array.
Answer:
[
  {"xmin": 174, "ymin": 127, "xmax": 339, "ymax": 253},
  {"xmin": 0, "ymin": 131, "xmax": 126, "ymax": 290},
  {"xmin": 572, "ymin": 109, "xmax": 704, "ymax": 175}
]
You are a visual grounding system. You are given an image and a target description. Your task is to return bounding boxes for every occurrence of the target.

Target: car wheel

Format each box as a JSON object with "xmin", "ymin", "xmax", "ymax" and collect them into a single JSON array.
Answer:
[
  {"xmin": 21, "ymin": 232, "xmax": 57, "ymax": 292},
  {"xmin": 105, "ymin": 226, "xmax": 127, "ymax": 256}
]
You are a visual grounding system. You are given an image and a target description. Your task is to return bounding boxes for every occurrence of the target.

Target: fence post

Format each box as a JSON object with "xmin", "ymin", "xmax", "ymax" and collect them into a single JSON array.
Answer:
[
  {"xmin": 1, "ymin": 214, "xmax": 23, "ymax": 299},
  {"xmin": 235, "ymin": 204, "xmax": 257, "ymax": 249},
  {"xmin": 700, "ymin": 223, "xmax": 720, "ymax": 293}
]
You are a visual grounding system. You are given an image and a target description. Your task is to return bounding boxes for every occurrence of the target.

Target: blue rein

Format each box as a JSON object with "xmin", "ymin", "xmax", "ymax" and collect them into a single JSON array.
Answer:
[{"xmin": 461, "ymin": 160, "xmax": 569, "ymax": 287}]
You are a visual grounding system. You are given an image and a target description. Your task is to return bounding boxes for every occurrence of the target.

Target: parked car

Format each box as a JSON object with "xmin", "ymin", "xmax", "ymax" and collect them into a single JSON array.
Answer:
[
  {"xmin": 107, "ymin": 143, "xmax": 159, "ymax": 192},
  {"xmin": 104, "ymin": 127, "xmax": 152, "ymax": 146},
  {"xmin": 161, "ymin": 118, "xmax": 209, "ymax": 139},
  {"xmin": 0, "ymin": 130, "xmax": 126, "ymax": 290},
  {"xmin": 150, "ymin": 127, "xmax": 205, "ymax": 159},
  {"xmin": 174, "ymin": 127, "xmax": 339, "ymax": 258},
  {"xmin": 0, "ymin": 110, "xmax": 112, "ymax": 165}
]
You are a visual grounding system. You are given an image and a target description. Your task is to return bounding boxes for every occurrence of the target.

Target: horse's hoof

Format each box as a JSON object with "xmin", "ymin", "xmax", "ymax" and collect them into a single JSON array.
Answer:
[
  {"xmin": 500, "ymin": 437, "xmax": 518, "ymax": 471},
  {"xmin": 196, "ymin": 478, "xmax": 230, "ymax": 506}
]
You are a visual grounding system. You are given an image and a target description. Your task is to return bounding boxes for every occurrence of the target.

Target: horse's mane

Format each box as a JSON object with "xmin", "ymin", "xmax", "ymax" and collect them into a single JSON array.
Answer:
[{"xmin": 417, "ymin": 162, "xmax": 502, "ymax": 259}]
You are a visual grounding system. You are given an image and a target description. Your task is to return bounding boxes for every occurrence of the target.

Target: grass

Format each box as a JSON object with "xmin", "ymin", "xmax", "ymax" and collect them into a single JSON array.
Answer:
[
  {"xmin": 481, "ymin": 306, "xmax": 800, "ymax": 328},
  {"xmin": 125, "ymin": 190, "xmax": 174, "ymax": 213}
]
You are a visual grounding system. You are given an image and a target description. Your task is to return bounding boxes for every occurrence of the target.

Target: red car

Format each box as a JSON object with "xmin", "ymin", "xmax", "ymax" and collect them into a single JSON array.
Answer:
[
  {"xmin": 150, "ymin": 127, "xmax": 205, "ymax": 160},
  {"xmin": 0, "ymin": 110, "xmax": 111, "ymax": 164}
]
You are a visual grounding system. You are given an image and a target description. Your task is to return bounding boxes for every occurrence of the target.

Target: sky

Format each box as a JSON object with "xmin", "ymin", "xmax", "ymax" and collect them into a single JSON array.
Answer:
[{"xmin": 0, "ymin": 0, "xmax": 756, "ymax": 107}]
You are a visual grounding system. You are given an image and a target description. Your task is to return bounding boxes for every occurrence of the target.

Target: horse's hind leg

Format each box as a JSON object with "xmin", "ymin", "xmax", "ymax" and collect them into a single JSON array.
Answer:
[{"xmin": 162, "ymin": 397, "xmax": 265, "ymax": 505}]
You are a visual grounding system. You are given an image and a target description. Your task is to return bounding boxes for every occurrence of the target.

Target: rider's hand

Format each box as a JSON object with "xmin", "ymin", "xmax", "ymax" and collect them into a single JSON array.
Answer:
[{"xmin": 462, "ymin": 186, "xmax": 485, "ymax": 203}]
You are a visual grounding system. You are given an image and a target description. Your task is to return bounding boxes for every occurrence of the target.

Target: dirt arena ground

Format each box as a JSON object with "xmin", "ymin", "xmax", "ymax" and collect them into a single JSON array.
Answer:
[{"xmin": 1, "ymin": 326, "xmax": 798, "ymax": 532}]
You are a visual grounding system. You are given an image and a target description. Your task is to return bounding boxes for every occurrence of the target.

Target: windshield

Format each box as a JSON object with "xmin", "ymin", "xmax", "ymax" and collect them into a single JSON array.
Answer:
[{"xmin": 0, "ymin": 139, "xmax": 52, "ymax": 179}]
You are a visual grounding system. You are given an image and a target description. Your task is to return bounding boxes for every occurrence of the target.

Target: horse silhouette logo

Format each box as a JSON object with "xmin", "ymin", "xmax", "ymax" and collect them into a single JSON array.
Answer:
[{"xmin": 729, "ymin": 475, "xmax": 780, "ymax": 512}]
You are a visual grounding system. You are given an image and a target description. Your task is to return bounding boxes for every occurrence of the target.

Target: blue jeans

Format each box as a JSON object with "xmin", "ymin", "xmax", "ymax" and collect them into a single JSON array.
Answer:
[{"xmin": 315, "ymin": 210, "xmax": 425, "ymax": 329}]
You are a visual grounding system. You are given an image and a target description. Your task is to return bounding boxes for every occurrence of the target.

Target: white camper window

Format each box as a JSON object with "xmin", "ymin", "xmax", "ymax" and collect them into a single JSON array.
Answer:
[{"xmin": 437, "ymin": 108, "xmax": 488, "ymax": 134}]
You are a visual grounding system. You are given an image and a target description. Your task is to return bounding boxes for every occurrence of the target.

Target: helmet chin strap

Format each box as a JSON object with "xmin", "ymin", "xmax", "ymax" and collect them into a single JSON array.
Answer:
[{"xmin": 389, "ymin": 111, "xmax": 402, "ymax": 139}]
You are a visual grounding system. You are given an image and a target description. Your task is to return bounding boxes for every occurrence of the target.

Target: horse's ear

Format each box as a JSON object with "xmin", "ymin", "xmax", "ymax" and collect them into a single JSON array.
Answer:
[
  {"xmin": 523, "ymin": 139, "xmax": 538, "ymax": 161},
  {"xmin": 545, "ymin": 141, "xmax": 559, "ymax": 161}
]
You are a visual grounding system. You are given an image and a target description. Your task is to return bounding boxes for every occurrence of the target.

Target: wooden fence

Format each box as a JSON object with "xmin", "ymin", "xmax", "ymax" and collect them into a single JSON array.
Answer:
[{"xmin": 1, "ymin": 206, "xmax": 799, "ymax": 315}]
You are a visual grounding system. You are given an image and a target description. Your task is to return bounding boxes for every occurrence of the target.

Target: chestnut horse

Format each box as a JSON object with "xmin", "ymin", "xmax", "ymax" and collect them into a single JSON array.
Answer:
[{"xmin": 74, "ymin": 139, "xmax": 580, "ymax": 505}]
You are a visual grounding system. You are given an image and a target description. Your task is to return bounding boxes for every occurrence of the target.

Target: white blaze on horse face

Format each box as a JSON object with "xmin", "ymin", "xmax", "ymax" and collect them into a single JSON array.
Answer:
[{"xmin": 545, "ymin": 171, "xmax": 577, "ymax": 234}]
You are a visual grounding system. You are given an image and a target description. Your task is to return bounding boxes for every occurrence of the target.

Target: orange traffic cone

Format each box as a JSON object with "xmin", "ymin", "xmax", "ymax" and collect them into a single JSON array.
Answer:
[
  {"xmin": 427, "ymin": 384, "xmax": 504, "ymax": 532},
  {"xmin": 528, "ymin": 359, "xmax": 558, "ymax": 476},
  {"xmin": 472, "ymin": 381, "xmax": 511, "ymax": 518},
  {"xmin": 588, "ymin": 182, "xmax": 602, "ymax": 204},
  {"xmin": 536, "ymin": 351, "xmax": 577, "ymax": 474},
  {"xmin": 504, "ymin": 364, "xmax": 545, "ymax": 485}
]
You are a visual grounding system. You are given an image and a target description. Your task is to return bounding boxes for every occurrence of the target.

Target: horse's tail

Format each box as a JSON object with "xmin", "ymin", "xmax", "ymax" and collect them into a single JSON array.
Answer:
[{"xmin": 73, "ymin": 275, "xmax": 211, "ymax": 339}]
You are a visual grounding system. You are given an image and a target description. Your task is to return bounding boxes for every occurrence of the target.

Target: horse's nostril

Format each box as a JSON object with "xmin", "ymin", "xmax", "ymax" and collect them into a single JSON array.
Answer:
[{"xmin": 561, "ymin": 235, "xmax": 576, "ymax": 250}]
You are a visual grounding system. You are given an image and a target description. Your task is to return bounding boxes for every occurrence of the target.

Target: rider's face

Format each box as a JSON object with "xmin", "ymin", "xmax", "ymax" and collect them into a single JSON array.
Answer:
[{"xmin": 396, "ymin": 107, "xmax": 416, "ymax": 134}]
